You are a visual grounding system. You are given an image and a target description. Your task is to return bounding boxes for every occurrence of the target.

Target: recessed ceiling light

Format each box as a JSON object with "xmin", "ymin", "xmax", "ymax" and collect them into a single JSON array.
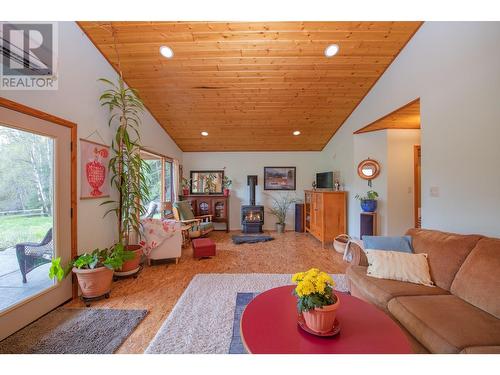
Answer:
[
  {"xmin": 201, "ymin": 131, "xmax": 209, "ymax": 136},
  {"xmin": 293, "ymin": 130, "xmax": 301, "ymax": 136},
  {"xmin": 324, "ymin": 44, "xmax": 339, "ymax": 58},
  {"xmin": 159, "ymin": 45, "xmax": 174, "ymax": 59}
]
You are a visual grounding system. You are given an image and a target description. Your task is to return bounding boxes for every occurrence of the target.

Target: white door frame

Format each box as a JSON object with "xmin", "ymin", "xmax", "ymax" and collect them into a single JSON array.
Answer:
[{"xmin": 0, "ymin": 98, "xmax": 77, "ymax": 341}]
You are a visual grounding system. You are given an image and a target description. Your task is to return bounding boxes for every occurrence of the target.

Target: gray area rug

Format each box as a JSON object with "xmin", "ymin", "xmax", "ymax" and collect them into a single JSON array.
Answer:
[
  {"xmin": 0, "ymin": 307, "xmax": 147, "ymax": 354},
  {"xmin": 145, "ymin": 273, "xmax": 347, "ymax": 354},
  {"xmin": 232, "ymin": 235, "xmax": 274, "ymax": 244}
]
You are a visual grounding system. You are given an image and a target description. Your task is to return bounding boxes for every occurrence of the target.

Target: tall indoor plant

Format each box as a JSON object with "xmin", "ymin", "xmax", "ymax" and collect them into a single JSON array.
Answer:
[
  {"xmin": 99, "ymin": 77, "xmax": 150, "ymax": 274},
  {"xmin": 267, "ymin": 192, "xmax": 301, "ymax": 233}
]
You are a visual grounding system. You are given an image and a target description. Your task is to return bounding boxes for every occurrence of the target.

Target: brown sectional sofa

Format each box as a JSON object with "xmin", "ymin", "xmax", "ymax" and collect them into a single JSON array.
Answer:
[{"xmin": 346, "ymin": 228, "xmax": 500, "ymax": 354}]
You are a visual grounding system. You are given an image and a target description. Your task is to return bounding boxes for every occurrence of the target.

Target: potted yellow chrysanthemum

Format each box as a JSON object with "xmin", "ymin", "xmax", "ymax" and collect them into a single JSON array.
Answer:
[{"xmin": 291, "ymin": 268, "xmax": 339, "ymax": 334}]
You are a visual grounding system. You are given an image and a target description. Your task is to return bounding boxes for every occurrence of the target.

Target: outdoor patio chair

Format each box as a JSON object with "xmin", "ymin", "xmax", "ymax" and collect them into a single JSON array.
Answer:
[
  {"xmin": 15, "ymin": 228, "xmax": 53, "ymax": 283},
  {"xmin": 141, "ymin": 201, "xmax": 159, "ymax": 219}
]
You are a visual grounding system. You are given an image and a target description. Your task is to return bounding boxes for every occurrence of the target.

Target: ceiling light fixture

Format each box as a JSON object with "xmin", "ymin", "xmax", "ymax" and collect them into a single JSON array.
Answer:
[
  {"xmin": 293, "ymin": 130, "xmax": 301, "ymax": 136},
  {"xmin": 324, "ymin": 44, "xmax": 339, "ymax": 58},
  {"xmin": 159, "ymin": 45, "xmax": 174, "ymax": 59},
  {"xmin": 201, "ymin": 131, "xmax": 209, "ymax": 136}
]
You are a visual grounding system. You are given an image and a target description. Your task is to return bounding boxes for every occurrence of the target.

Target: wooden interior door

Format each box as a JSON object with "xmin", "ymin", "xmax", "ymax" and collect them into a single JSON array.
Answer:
[{"xmin": 414, "ymin": 145, "xmax": 421, "ymax": 228}]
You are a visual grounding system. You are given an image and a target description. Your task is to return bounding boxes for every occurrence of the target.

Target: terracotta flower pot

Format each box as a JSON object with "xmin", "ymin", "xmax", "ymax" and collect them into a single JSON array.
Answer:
[
  {"xmin": 302, "ymin": 294, "xmax": 340, "ymax": 334},
  {"xmin": 182, "ymin": 188, "xmax": 190, "ymax": 196},
  {"xmin": 73, "ymin": 266, "xmax": 113, "ymax": 298},
  {"xmin": 118, "ymin": 245, "xmax": 143, "ymax": 273},
  {"xmin": 223, "ymin": 188, "xmax": 230, "ymax": 197}
]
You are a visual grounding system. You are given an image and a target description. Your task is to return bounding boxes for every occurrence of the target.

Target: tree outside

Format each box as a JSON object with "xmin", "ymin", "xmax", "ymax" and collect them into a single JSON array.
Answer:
[{"xmin": 0, "ymin": 125, "xmax": 53, "ymax": 251}]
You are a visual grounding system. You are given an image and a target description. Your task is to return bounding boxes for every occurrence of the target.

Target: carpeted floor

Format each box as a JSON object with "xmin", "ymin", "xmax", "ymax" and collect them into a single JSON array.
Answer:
[
  {"xmin": 0, "ymin": 308, "xmax": 147, "ymax": 354},
  {"xmin": 145, "ymin": 273, "xmax": 347, "ymax": 354}
]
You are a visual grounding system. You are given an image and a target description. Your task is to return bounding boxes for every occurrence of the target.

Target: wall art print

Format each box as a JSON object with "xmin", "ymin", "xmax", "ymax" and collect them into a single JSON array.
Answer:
[
  {"xmin": 263, "ymin": 166, "xmax": 296, "ymax": 190},
  {"xmin": 80, "ymin": 139, "xmax": 110, "ymax": 199}
]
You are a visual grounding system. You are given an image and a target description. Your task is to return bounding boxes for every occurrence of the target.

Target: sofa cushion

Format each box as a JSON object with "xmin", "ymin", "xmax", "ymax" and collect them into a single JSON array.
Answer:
[
  {"xmin": 460, "ymin": 346, "xmax": 500, "ymax": 354},
  {"xmin": 388, "ymin": 295, "xmax": 500, "ymax": 353},
  {"xmin": 451, "ymin": 237, "xmax": 500, "ymax": 319},
  {"xmin": 362, "ymin": 235, "xmax": 413, "ymax": 253},
  {"xmin": 405, "ymin": 228, "xmax": 483, "ymax": 290},
  {"xmin": 366, "ymin": 250, "xmax": 434, "ymax": 287},
  {"xmin": 346, "ymin": 265, "xmax": 448, "ymax": 311}
]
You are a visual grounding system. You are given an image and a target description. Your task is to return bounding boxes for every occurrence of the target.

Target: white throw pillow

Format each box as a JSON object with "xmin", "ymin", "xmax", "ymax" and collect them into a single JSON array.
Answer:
[{"xmin": 365, "ymin": 249, "xmax": 434, "ymax": 287}]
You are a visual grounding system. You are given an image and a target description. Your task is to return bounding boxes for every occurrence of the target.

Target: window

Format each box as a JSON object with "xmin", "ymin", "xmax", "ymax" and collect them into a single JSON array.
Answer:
[{"xmin": 140, "ymin": 149, "xmax": 173, "ymax": 219}]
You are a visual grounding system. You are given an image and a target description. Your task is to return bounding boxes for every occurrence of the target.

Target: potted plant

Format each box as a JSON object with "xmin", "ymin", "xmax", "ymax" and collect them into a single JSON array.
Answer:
[
  {"xmin": 181, "ymin": 177, "xmax": 191, "ymax": 196},
  {"xmin": 48, "ymin": 244, "xmax": 135, "ymax": 299},
  {"xmin": 267, "ymin": 192, "xmax": 300, "ymax": 233},
  {"xmin": 99, "ymin": 77, "xmax": 150, "ymax": 276},
  {"xmin": 292, "ymin": 268, "xmax": 339, "ymax": 334},
  {"xmin": 355, "ymin": 190, "xmax": 379, "ymax": 212},
  {"xmin": 222, "ymin": 175, "xmax": 232, "ymax": 197}
]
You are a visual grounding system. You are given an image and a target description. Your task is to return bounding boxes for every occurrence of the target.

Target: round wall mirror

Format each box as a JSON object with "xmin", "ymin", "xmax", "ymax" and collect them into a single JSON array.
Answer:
[{"xmin": 357, "ymin": 158, "xmax": 380, "ymax": 184}]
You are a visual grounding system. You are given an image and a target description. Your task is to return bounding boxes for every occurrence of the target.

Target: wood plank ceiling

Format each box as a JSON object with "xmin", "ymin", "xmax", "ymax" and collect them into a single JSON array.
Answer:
[
  {"xmin": 354, "ymin": 98, "xmax": 420, "ymax": 134},
  {"xmin": 78, "ymin": 22, "xmax": 422, "ymax": 151}
]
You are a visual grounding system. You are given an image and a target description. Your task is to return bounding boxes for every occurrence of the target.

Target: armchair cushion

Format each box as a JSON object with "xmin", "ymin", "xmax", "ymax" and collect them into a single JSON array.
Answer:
[{"xmin": 174, "ymin": 201, "xmax": 195, "ymax": 221}]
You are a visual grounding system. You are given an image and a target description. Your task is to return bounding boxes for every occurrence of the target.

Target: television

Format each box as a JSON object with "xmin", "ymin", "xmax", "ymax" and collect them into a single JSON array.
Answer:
[{"xmin": 316, "ymin": 172, "xmax": 333, "ymax": 189}]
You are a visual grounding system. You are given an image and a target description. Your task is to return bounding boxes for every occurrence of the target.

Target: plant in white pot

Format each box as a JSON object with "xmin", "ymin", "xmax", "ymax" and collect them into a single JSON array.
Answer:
[
  {"xmin": 267, "ymin": 192, "xmax": 301, "ymax": 233},
  {"xmin": 99, "ymin": 77, "xmax": 151, "ymax": 276}
]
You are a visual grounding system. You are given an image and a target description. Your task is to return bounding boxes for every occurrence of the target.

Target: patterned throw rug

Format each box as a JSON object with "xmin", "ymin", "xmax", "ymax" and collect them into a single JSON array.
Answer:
[
  {"xmin": 146, "ymin": 273, "xmax": 348, "ymax": 354},
  {"xmin": 0, "ymin": 308, "xmax": 147, "ymax": 354}
]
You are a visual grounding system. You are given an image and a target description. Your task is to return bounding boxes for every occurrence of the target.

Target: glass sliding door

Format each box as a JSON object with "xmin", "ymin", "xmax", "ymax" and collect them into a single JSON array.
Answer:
[
  {"xmin": 0, "ymin": 104, "xmax": 73, "ymax": 341},
  {"xmin": 0, "ymin": 126, "xmax": 55, "ymax": 310}
]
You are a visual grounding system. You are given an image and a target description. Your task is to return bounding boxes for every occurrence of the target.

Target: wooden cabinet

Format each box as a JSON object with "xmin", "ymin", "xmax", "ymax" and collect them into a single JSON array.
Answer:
[
  {"xmin": 179, "ymin": 195, "xmax": 230, "ymax": 232},
  {"xmin": 304, "ymin": 190, "xmax": 347, "ymax": 247}
]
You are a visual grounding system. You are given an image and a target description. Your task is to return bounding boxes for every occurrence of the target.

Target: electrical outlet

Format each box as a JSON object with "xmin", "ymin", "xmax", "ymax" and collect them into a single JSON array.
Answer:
[{"xmin": 430, "ymin": 186, "xmax": 440, "ymax": 197}]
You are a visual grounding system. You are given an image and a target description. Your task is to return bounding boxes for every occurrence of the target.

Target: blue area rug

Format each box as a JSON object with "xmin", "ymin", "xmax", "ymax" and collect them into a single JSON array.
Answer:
[
  {"xmin": 229, "ymin": 292, "xmax": 258, "ymax": 354},
  {"xmin": 232, "ymin": 235, "xmax": 274, "ymax": 244}
]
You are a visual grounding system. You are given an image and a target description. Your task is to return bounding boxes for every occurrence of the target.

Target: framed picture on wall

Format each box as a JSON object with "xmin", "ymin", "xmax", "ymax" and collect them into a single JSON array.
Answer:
[
  {"xmin": 264, "ymin": 167, "xmax": 296, "ymax": 190},
  {"xmin": 80, "ymin": 139, "xmax": 110, "ymax": 199}
]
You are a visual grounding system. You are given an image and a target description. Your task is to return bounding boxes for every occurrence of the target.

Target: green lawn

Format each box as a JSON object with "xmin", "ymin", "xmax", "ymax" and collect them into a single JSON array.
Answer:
[{"xmin": 0, "ymin": 215, "xmax": 52, "ymax": 251}]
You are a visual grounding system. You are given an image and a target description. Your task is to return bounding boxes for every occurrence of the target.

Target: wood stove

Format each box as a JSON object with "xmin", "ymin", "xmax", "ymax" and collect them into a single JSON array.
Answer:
[{"xmin": 241, "ymin": 175, "xmax": 264, "ymax": 233}]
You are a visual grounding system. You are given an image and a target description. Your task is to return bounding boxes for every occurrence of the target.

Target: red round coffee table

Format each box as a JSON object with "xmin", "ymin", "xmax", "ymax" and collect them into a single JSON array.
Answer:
[{"xmin": 240, "ymin": 285, "xmax": 412, "ymax": 354}]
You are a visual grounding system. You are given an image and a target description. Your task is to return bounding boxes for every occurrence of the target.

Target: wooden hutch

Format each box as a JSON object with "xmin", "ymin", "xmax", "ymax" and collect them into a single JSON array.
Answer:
[
  {"xmin": 304, "ymin": 190, "xmax": 347, "ymax": 247},
  {"xmin": 179, "ymin": 195, "xmax": 230, "ymax": 232}
]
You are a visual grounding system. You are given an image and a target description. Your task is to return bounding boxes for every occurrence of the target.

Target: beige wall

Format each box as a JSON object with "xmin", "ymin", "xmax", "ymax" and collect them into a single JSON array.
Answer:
[
  {"xmin": 182, "ymin": 151, "xmax": 324, "ymax": 231},
  {"xmin": 1, "ymin": 22, "xmax": 183, "ymax": 252},
  {"xmin": 387, "ymin": 129, "xmax": 421, "ymax": 236},
  {"xmin": 320, "ymin": 22, "xmax": 500, "ymax": 237}
]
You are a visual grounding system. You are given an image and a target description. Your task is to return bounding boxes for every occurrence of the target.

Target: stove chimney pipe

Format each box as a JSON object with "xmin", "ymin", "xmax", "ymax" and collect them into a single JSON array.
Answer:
[{"xmin": 247, "ymin": 175, "xmax": 258, "ymax": 205}]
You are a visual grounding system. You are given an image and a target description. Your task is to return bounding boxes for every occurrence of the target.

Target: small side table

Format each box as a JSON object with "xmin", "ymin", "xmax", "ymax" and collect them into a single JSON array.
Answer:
[{"xmin": 360, "ymin": 212, "xmax": 377, "ymax": 238}]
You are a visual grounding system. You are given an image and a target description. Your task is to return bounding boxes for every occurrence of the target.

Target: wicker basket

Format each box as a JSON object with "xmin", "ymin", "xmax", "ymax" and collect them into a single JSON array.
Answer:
[{"xmin": 333, "ymin": 234, "xmax": 351, "ymax": 254}]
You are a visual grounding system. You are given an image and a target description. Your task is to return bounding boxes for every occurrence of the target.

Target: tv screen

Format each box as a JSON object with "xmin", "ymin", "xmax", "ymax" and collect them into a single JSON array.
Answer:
[{"xmin": 316, "ymin": 172, "xmax": 333, "ymax": 189}]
